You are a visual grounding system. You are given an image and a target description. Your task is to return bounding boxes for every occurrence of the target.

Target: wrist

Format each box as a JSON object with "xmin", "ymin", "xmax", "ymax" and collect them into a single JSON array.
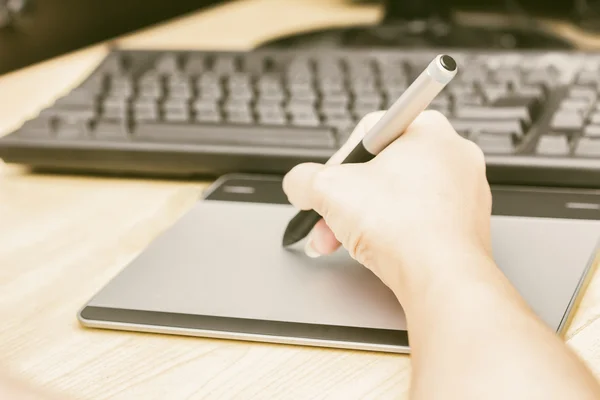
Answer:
[{"xmin": 387, "ymin": 241, "xmax": 509, "ymax": 308}]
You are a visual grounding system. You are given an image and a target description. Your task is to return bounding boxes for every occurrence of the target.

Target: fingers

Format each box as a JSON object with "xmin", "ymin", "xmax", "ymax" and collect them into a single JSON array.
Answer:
[
  {"xmin": 282, "ymin": 162, "xmax": 325, "ymax": 211},
  {"xmin": 402, "ymin": 109, "xmax": 458, "ymax": 140},
  {"xmin": 283, "ymin": 111, "xmax": 387, "ymax": 258},
  {"xmin": 283, "ymin": 110, "xmax": 387, "ymax": 211},
  {"xmin": 282, "ymin": 162, "xmax": 342, "ymax": 258},
  {"xmin": 304, "ymin": 219, "xmax": 341, "ymax": 258}
]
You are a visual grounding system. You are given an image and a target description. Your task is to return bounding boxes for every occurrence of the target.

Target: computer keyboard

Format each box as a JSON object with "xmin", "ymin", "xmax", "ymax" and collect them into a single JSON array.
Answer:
[{"xmin": 0, "ymin": 49, "xmax": 599, "ymax": 187}]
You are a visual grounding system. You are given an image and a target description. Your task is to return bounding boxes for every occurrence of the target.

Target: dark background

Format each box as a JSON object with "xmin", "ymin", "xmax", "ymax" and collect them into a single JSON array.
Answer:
[
  {"xmin": 0, "ymin": 0, "xmax": 587, "ymax": 76},
  {"xmin": 0, "ymin": 0, "xmax": 226, "ymax": 75}
]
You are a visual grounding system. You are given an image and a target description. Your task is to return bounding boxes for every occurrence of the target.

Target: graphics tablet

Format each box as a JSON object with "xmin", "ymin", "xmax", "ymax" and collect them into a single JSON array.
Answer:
[{"xmin": 78, "ymin": 174, "xmax": 600, "ymax": 353}]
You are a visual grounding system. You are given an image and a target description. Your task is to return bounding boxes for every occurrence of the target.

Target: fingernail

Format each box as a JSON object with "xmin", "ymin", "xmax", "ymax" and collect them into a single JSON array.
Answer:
[{"xmin": 304, "ymin": 237, "xmax": 321, "ymax": 258}]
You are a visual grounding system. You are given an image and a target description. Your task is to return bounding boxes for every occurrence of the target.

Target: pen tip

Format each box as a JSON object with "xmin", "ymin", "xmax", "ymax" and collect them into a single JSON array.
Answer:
[
  {"xmin": 282, "ymin": 236, "xmax": 297, "ymax": 247},
  {"xmin": 282, "ymin": 227, "xmax": 301, "ymax": 247}
]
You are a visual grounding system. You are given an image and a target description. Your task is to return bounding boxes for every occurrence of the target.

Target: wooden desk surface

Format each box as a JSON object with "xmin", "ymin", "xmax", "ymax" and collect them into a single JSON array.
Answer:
[{"xmin": 1, "ymin": 0, "xmax": 600, "ymax": 398}]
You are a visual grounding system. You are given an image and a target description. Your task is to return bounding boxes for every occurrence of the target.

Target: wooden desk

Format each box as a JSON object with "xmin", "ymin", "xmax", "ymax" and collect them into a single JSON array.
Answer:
[{"xmin": 1, "ymin": 1, "xmax": 600, "ymax": 398}]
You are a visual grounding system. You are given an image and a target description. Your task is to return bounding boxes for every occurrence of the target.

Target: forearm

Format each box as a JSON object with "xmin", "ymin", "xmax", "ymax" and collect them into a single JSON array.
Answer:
[{"xmin": 395, "ymin": 249, "xmax": 600, "ymax": 400}]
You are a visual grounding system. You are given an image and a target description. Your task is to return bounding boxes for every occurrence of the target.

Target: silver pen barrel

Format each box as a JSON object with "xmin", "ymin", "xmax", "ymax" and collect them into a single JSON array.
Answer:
[{"xmin": 362, "ymin": 54, "xmax": 457, "ymax": 155}]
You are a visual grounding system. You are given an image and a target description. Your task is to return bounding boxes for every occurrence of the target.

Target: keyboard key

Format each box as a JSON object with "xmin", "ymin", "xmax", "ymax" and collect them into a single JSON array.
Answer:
[
  {"xmin": 322, "ymin": 93, "xmax": 350, "ymax": 107},
  {"xmin": 455, "ymin": 68, "xmax": 487, "ymax": 84},
  {"xmin": 134, "ymin": 99, "xmax": 159, "ymax": 121},
  {"xmin": 193, "ymin": 99, "xmax": 219, "ymax": 114},
  {"xmin": 102, "ymin": 55, "xmax": 128, "ymax": 75},
  {"xmin": 196, "ymin": 72, "xmax": 221, "ymax": 87},
  {"xmin": 163, "ymin": 98, "xmax": 190, "ymax": 122},
  {"xmin": 197, "ymin": 85, "xmax": 224, "ymax": 101},
  {"xmin": 138, "ymin": 84, "xmax": 163, "ymax": 99},
  {"xmin": 136, "ymin": 123, "xmax": 336, "ymax": 148},
  {"xmin": 102, "ymin": 101, "xmax": 129, "ymax": 119},
  {"xmin": 584, "ymin": 124, "xmax": 600, "ymax": 138},
  {"xmin": 256, "ymin": 95, "xmax": 284, "ymax": 107},
  {"xmin": 514, "ymin": 84, "xmax": 546, "ymax": 98},
  {"xmin": 291, "ymin": 114, "xmax": 320, "ymax": 127},
  {"xmin": 576, "ymin": 70, "xmax": 598, "ymax": 86},
  {"xmin": 54, "ymin": 117, "xmax": 89, "ymax": 139},
  {"xmin": 536, "ymin": 135, "xmax": 571, "ymax": 155},
  {"xmin": 454, "ymin": 106, "xmax": 529, "ymax": 123},
  {"xmin": 108, "ymin": 76, "xmax": 134, "ymax": 98},
  {"xmin": 184, "ymin": 56, "xmax": 206, "ymax": 74},
  {"xmin": 550, "ymin": 112, "xmax": 585, "ymax": 131},
  {"xmin": 54, "ymin": 89, "xmax": 98, "ymax": 108},
  {"xmin": 213, "ymin": 56, "xmax": 239, "ymax": 75},
  {"xmin": 167, "ymin": 83, "xmax": 193, "ymax": 99},
  {"xmin": 448, "ymin": 83, "xmax": 476, "ymax": 97},
  {"xmin": 319, "ymin": 82, "xmax": 346, "ymax": 95},
  {"xmin": 258, "ymin": 112, "xmax": 286, "ymax": 125},
  {"xmin": 322, "ymin": 106, "xmax": 352, "ymax": 119},
  {"xmin": 350, "ymin": 82, "xmax": 378, "ymax": 96},
  {"xmin": 286, "ymin": 100, "xmax": 317, "ymax": 114},
  {"xmin": 242, "ymin": 56, "xmax": 268, "ymax": 74},
  {"xmin": 325, "ymin": 115, "xmax": 354, "ymax": 130},
  {"xmin": 224, "ymin": 101, "xmax": 252, "ymax": 116},
  {"xmin": 227, "ymin": 111, "xmax": 253, "ymax": 124},
  {"xmin": 454, "ymin": 94, "xmax": 486, "ymax": 106},
  {"xmin": 288, "ymin": 85, "xmax": 316, "ymax": 99},
  {"xmin": 449, "ymin": 119, "xmax": 523, "ymax": 137},
  {"xmin": 473, "ymin": 133, "xmax": 514, "ymax": 154},
  {"xmin": 258, "ymin": 81, "xmax": 284, "ymax": 95},
  {"xmin": 353, "ymin": 108, "xmax": 374, "ymax": 120},
  {"xmin": 228, "ymin": 73, "xmax": 252, "ymax": 87},
  {"xmin": 490, "ymin": 67, "xmax": 521, "ymax": 84},
  {"xmin": 589, "ymin": 112, "xmax": 600, "ymax": 125},
  {"xmin": 256, "ymin": 102, "xmax": 284, "ymax": 114},
  {"xmin": 258, "ymin": 96, "xmax": 286, "ymax": 109},
  {"xmin": 575, "ymin": 137, "xmax": 600, "ymax": 157},
  {"xmin": 427, "ymin": 103, "xmax": 450, "ymax": 114},
  {"xmin": 19, "ymin": 117, "xmax": 54, "ymax": 137},
  {"xmin": 39, "ymin": 107, "xmax": 95, "ymax": 121},
  {"xmin": 196, "ymin": 111, "xmax": 222, "ymax": 123},
  {"xmin": 559, "ymin": 98, "xmax": 593, "ymax": 113},
  {"xmin": 156, "ymin": 54, "xmax": 180, "ymax": 73},
  {"xmin": 94, "ymin": 120, "xmax": 131, "ymax": 140},
  {"xmin": 353, "ymin": 96, "xmax": 382, "ymax": 110},
  {"xmin": 228, "ymin": 86, "xmax": 253, "ymax": 101},
  {"xmin": 491, "ymin": 95, "xmax": 539, "ymax": 117},
  {"xmin": 163, "ymin": 96, "xmax": 189, "ymax": 109},
  {"xmin": 522, "ymin": 70, "xmax": 555, "ymax": 87},
  {"xmin": 569, "ymin": 87, "xmax": 597, "ymax": 102},
  {"xmin": 347, "ymin": 67, "xmax": 375, "ymax": 80},
  {"xmin": 165, "ymin": 108, "xmax": 191, "ymax": 122},
  {"xmin": 480, "ymin": 83, "xmax": 508, "ymax": 103}
]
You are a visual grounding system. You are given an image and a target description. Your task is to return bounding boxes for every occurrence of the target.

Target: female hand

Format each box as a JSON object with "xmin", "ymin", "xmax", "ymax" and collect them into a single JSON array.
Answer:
[{"xmin": 282, "ymin": 110, "xmax": 493, "ymax": 299}]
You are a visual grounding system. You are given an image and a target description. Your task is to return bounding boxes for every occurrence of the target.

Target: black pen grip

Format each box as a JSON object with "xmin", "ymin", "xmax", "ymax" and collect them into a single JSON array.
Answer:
[
  {"xmin": 282, "ymin": 141, "xmax": 375, "ymax": 247},
  {"xmin": 340, "ymin": 140, "xmax": 376, "ymax": 164},
  {"xmin": 281, "ymin": 209, "xmax": 323, "ymax": 247}
]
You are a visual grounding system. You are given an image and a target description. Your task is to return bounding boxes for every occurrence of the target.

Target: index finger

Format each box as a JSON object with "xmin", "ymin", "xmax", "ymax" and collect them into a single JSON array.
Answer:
[{"xmin": 282, "ymin": 111, "xmax": 385, "ymax": 210}]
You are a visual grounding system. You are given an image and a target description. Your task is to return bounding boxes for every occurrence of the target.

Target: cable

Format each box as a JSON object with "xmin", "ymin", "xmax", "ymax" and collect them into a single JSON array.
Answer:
[{"xmin": 503, "ymin": 0, "xmax": 548, "ymax": 33}]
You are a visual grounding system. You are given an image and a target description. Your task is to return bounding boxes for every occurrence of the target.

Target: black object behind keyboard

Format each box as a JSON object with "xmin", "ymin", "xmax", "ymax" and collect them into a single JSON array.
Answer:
[{"xmin": 1, "ymin": 49, "xmax": 599, "ymax": 187}]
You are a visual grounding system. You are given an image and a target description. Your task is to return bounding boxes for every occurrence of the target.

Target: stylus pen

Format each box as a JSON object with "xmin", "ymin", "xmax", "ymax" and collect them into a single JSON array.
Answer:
[{"xmin": 281, "ymin": 54, "xmax": 458, "ymax": 248}]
